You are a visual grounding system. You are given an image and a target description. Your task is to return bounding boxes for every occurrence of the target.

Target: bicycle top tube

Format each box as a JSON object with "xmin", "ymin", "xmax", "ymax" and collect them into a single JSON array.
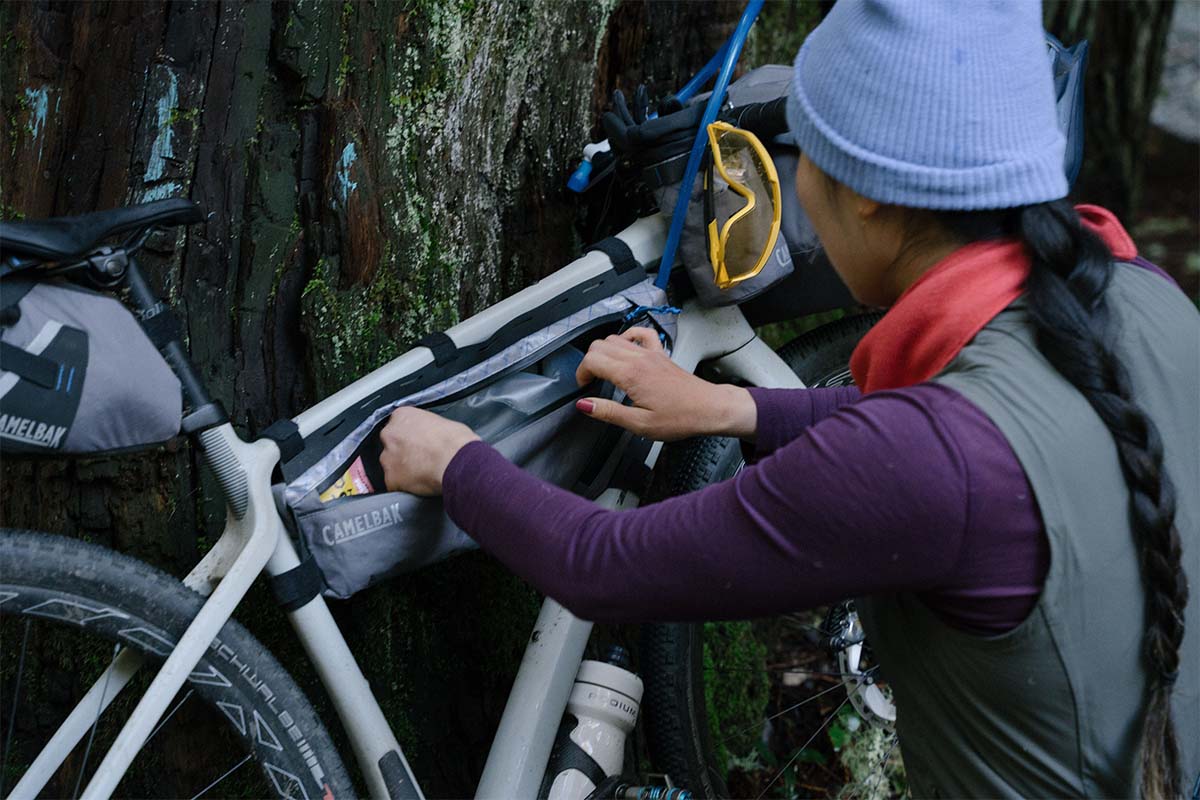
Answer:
[{"xmin": 290, "ymin": 215, "xmax": 668, "ymax": 441}]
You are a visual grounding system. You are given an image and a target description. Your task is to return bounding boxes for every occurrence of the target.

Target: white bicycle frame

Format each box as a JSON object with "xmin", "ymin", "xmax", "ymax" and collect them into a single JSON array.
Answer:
[{"xmin": 9, "ymin": 213, "xmax": 806, "ymax": 800}]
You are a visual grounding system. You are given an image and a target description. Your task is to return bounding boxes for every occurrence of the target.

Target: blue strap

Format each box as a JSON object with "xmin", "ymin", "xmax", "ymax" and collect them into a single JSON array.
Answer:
[
  {"xmin": 654, "ymin": 0, "xmax": 765, "ymax": 290},
  {"xmin": 624, "ymin": 304, "xmax": 681, "ymax": 322}
]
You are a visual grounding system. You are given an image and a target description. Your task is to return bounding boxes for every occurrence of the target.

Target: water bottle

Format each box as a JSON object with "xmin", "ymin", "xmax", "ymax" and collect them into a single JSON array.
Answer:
[{"xmin": 543, "ymin": 645, "xmax": 643, "ymax": 800}]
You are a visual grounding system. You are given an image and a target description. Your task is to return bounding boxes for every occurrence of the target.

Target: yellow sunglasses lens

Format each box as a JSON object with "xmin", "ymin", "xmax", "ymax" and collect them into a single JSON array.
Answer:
[{"xmin": 707, "ymin": 123, "xmax": 781, "ymax": 289}]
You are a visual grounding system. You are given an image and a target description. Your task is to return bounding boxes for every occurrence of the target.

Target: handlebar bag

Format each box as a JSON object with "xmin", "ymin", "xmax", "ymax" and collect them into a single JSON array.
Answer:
[
  {"xmin": 0, "ymin": 277, "xmax": 181, "ymax": 454},
  {"xmin": 654, "ymin": 65, "xmax": 803, "ymax": 308},
  {"xmin": 279, "ymin": 277, "xmax": 673, "ymax": 600}
]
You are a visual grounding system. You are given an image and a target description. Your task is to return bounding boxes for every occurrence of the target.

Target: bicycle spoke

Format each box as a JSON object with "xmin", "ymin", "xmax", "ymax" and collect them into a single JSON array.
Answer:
[
  {"xmin": 714, "ymin": 663, "xmax": 875, "ymax": 679},
  {"xmin": 73, "ymin": 642, "xmax": 120, "ymax": 800},
  {"xmin": 755, "ymin": 684, "xmax": 859, "ymax": 800},
  {"xmin": 737, "ymin": 680, "xmax": 845, "ymax": 735},
  {"xmin": 189, "ymin": 753, "xmax": 252, "ymax": 800},
  {"xmin": 735, "ymin": 664, "xmax": 880, "ymax": 737},
  {"xmin": 0, "ymin": 618, "xmax": 32, "ymax": 797},
  {"xmin": 0, "ymin": 531, "xmax": 350, "ymax": 799},
  {"xmin": 144, "ymin": 689, "xmax": 194, "ymax": 745}
]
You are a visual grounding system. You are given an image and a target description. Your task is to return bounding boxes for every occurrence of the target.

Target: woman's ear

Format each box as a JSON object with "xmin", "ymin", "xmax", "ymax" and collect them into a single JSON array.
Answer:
[{"xmin": 853, "ymin": 191, "xmax": 882, "ymax": 220}]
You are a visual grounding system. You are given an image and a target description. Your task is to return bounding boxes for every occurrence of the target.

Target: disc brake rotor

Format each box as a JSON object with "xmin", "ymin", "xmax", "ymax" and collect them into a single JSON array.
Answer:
[{"xmin": 822, "ymin": 601, "xmax": 896, "ymax": 728}]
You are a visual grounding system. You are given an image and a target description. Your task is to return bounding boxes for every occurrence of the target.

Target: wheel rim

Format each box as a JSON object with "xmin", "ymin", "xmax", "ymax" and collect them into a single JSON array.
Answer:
[{"xmin": 0, "ymin": 586, "xmax": 316, "ymax": 799}]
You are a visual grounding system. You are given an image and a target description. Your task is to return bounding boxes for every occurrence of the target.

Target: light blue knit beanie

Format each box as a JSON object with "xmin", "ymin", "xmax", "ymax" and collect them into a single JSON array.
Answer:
[{"xmin": 786, "ymin": 0, "xmax": 1068, "ymax": 210}]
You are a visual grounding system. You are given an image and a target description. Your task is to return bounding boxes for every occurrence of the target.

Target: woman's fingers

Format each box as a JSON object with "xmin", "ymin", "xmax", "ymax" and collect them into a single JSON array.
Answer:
[
  {"xmin": 576, "ymin": 339, "xmax": 636, "ymax": 386},
  {"xmin": 621, "ymin": 326, "xmax": 664, "ymax": 352},
  {"xmin": 576, "ymin": 328, "xmax": 666, "ymax": 387},
  {"xmin": 576, "ymin": 396, "xmax": 654, "ymax": 435},
  {"xmin": 576, "ymin": 347, "xmax": 617, "ymax": 387},
  {"xmin": 379, "ymin": 407, "xmax": 481, "ymax": 496}
]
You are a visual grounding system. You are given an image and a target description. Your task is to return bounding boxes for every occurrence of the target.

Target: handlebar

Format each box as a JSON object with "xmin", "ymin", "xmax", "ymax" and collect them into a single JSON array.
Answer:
[{"xmin": 727, "ymin": 96, "xmax": 789, "ymax": 141}]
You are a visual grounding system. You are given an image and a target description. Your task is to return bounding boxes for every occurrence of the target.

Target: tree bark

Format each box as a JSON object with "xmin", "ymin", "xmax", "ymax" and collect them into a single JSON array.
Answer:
[
  {"xmin": 0, "ymin": 1, "xmax": 755, "ymax": 794},
  {"xmin": 1046, "ymin": 0, "xmax": 1176, "ymax": 218}
]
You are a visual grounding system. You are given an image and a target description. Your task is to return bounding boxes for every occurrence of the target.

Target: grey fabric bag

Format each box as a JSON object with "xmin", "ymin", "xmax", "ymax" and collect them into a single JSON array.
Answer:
[
  {"xmin": 280, "ymin": 278, "xmax": 671, "ymax": 599},
  {"xmin": 0, "ymin": 278, "xmax": 181, "ymax": 454},
  {"xmin": 656, "ymin": 178, "xmax": 794, "ymax": 308},
  {"xmin": 655, "ymin": 65, "xmax": 800, "ymax": 307}
]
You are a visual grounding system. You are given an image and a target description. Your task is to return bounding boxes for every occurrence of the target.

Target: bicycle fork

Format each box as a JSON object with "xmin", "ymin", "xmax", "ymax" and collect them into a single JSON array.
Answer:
[{"xmin": 7, "ymin": 428, "xmax": 284, "ymax": 800}]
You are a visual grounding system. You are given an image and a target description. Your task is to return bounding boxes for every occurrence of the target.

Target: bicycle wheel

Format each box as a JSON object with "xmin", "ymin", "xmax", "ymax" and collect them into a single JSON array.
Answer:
[
  {"xmin": 641, "ymin": 313, "xmax": 903, "ymax": 800},
  {"xmin": 0, "ymin": 529, "xmax": 355, "ymax": 799}
]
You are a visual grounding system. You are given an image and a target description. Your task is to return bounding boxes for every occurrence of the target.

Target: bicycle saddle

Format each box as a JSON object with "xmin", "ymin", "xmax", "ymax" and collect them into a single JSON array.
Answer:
[{"xmin": 0, "ymin": 198, "xmax": 202, "ymax": 261}]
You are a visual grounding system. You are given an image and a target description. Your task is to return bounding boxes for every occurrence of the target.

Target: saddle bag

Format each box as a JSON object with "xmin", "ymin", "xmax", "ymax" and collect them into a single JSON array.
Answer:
[
  {"xmin": 0, "ymin": 277, "xmax": 181, "ymax": 454},
  {"xmin": 275, "ymin": 265, "xmax": 672, "ymax": 600}
]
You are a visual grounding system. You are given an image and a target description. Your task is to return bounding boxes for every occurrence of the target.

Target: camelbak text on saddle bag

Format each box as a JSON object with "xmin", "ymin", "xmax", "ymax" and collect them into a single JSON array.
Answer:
[{"xmin": 0, "ymin": 277, "xmax": 181, "ymax": 454}]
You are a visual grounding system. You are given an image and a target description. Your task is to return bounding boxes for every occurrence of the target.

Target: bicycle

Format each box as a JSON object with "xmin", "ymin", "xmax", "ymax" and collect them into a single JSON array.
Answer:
[
  {"xmin": 0, "ymin": 166, "xmax": 901, "ymax": 800},
  {"xmin": 2, "ymin": 0, "xmax": 1097, "ymax": 791}
]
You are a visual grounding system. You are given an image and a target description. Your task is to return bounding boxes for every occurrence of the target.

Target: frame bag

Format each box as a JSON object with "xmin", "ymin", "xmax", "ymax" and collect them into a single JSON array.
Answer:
[
  {"xmin": 0, "ymin": 277, "xmax": 181, "ymax": 454},
  {"xmin": 276, "ymin": 268, "xmax": 671, "ymax": 600}
]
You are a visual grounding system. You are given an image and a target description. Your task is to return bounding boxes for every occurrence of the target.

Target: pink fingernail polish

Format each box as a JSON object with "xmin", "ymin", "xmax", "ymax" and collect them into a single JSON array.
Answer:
[{"xmin": 576, "ymin": 399, "xmax": 595, "ymax": 414}]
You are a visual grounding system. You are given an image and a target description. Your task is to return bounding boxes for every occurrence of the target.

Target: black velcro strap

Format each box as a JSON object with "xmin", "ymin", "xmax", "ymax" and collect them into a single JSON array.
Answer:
[
  {"xmin": 0, "ymin": 277, "xmax": 37, "ymax": 315},
  {"xmin": 269, "ymin": 557, "xmax": 325, "ymax": 612},
  {"xmin": 416, "ymin": 331, "xmax": 456, "ymax": 367},
  {"xmin": 138, "ymin": 306, "xmax": 183, "ymax": 350},
  {"xmin": 0, "ymin": 341, "xmax": 61, "ymax": 389},
  {"xmin": 262, "ymin": 419, "xmax": 304, "ymax": 463},
  {"xmin": 640, "ymin": 152, "xmax": 690, "ymax": 191},
  {"xmin": 586, "ymin": 237, "xmax": 640, "ymax": 275}
]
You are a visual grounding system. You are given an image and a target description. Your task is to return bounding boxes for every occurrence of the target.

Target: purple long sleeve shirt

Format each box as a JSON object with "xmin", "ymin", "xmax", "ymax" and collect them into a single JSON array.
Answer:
[{"xmin": 443, "ymin": 382, "xmax": 1048, "ymax": 633}]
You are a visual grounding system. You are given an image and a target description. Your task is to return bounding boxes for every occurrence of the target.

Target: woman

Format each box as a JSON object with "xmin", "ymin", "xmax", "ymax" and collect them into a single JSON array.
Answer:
[{"xmin": 380, "ymin": 1, "xmax": 1198, "ymax": 796}]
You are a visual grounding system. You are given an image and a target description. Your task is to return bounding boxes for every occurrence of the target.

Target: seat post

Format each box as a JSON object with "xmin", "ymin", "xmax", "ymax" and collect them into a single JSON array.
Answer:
[{"xmin": 122, "ymin": 253, "xmax": 214, "ymax": 412}]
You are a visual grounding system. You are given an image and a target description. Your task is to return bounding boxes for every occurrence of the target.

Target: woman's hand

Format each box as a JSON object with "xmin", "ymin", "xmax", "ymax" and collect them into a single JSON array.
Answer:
[
  {"xmin": 379, "ymin": 408, "xmax": 481, "ymax": 496},
  {"xmin": 575, "ymin": 327, "xmax": 757, "ymax": 441}
]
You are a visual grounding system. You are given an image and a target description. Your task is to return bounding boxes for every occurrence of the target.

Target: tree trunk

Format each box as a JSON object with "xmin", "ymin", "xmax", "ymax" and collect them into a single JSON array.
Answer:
[
  {"xmin": 1046, "ymin": 0, "xmax": 1176, "ymax": 218},
  {"xmin": 0, "ymin": 1, "xmax": 753, "ymax": 794}
]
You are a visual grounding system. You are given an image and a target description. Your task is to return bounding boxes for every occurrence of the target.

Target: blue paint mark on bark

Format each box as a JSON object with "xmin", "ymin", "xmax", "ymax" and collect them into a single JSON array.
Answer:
[
  {"xmin": 23, "ymin": 86, "xmax": 50, "ymax": 163},
  {"xmin": 141, "ymin": 182, "xmax": 182, "ymax": 202},
  {"xmin": 146, "ymin": 71, "xmax": 179, "ymax": 182},
  {"xmin": 336, "ymin": 142, "xmax": 359, "ymax": 205}
]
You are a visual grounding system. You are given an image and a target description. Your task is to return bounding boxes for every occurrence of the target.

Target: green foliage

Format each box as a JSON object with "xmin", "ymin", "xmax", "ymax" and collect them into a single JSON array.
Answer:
[
  {"xmin": 300, "ymin": 235, "xmax": 461, "ymax": 395},
  {"xmin": 166, "ymin": 106, "xmax": 200, "ymax": 125},
  {"xmin": 743, "ymin": 0, "xmax": 824, "ymax": 68},
  {"xmin": 832, "ymin": 711, "xmax": 906, "ymax": 800},
  {"xmin": 702, "ymin": 621, "xmax": 771, "ymax": 775}
]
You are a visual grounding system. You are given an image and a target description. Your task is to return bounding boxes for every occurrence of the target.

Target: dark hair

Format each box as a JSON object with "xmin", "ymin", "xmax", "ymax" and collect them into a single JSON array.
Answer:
[{"xmin": 932, "ymin": 199, "xmax": 1188, "ymax": 799}]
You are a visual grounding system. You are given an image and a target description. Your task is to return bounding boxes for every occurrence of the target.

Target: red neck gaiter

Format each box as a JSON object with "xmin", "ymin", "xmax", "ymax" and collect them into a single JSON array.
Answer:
[{"xmin": 848, "ymin": 205, "xmax": 1138, "ymax": 394}]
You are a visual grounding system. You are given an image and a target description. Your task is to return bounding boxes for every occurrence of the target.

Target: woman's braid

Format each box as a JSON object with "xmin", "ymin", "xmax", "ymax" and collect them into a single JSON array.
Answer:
[{"xmin": 1018, "ymin": 199, "xmax": 1187, "ymax": 800}]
